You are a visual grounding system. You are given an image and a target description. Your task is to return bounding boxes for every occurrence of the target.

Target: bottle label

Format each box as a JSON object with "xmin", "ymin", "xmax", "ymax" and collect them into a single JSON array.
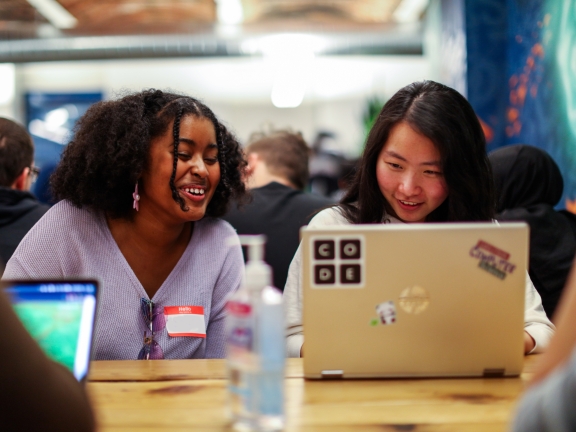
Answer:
[{"xmin": 226, "ymin": 300, "xmax": 258, "ymax": 370}]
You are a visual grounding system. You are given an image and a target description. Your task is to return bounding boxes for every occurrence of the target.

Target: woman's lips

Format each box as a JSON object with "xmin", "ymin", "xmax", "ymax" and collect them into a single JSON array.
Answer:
[
  {"xmin": 180, "ymin": 186, "xmax": 206, "ymax": 202},
  {"xmin": 396, "ymin": 199, "xmax": 423, "ymax": 211}
]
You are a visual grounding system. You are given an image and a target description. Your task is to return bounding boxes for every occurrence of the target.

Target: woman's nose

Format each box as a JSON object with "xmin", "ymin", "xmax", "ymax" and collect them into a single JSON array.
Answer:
[
  {"xmin": 398, "ymin": 174, "xmax": 421, "ymax": 196},
  {"xmin": 189, "ymin": 155, "xmax": 208, "ymax": 177}
]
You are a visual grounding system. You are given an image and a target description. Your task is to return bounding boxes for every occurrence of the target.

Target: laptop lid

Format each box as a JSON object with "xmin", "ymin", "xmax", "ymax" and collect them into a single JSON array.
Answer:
[
  {"xmin": 3, "ymin": 279, "xmax": 98, "ymax": 382},
  {"xmin": 301, "ymin": 222, "xmax": 528, "ymax": 379}
]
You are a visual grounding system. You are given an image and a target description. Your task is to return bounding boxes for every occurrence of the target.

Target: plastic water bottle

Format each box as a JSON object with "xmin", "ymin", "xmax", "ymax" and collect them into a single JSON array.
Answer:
[{"xmin": 226, "ymin": 235, "xmax": 285, "ymax": 431}]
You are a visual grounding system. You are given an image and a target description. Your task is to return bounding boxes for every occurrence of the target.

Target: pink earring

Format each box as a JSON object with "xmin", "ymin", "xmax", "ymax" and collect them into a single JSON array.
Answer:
[{"xmin": 132, "ymin": 182, "xmax": 140, "ymax": 211}]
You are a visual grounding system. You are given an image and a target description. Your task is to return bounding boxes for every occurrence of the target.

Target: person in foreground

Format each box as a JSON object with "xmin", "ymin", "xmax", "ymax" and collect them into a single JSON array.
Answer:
[
  {"xmin": 0, "ymin": 287, "xmax": 94, "ymax": 431},
  {"xmin": 284, "ymin": 80, "xmax": 554, "ymax": 357},
  {"xmin": 489, "ymin": 144, "xmax": 576, "ymax": 319},
  {"xmin": 2, "ymin": 89, "xmax": 247, "ymax": 360},
  {"xmin": 512, "ymin": 259, "xmax": 576, "ymax": 431},
  {"xmin": 223, "ymin": 130, "xmax": 333, "ymax": 291},
  {"xmin": 0, "ymin": 117, "xmax": 49, "ymax": 270}
]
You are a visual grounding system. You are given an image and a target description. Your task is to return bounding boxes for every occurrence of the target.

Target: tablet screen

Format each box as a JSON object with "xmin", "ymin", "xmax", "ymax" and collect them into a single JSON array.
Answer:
[{"xmin": 4, "ymin": 280, "xmax": 98, "ymax": 381}]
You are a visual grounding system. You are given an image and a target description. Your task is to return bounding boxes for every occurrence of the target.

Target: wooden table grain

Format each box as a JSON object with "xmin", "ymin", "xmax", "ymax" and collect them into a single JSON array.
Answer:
[{"xmin": 87, "ymin": 356, "xmax": 540, "ymax": 431}]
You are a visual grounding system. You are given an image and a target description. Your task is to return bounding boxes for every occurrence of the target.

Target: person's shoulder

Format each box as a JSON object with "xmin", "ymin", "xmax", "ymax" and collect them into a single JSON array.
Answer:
[
  {"xmin": 196, "ymin": 218, "xmax": 243, "ymax": 263},
  {"xmin": 308, "ymin": 206, "xmax": 349, "ymax": 227},
  {"xmin": 296, "ymin": 191, "xmax": 334, "ymax": 206},
  {"xmin": 43, "ymin": 200, "xmax": 99, "ymax": 224},
  {"xmin": 29, "ymin": 200, "xmax": 103, "ymax": 239},
  {"xmin": 197, "ymin": 216, "xmax": 238, "ymax": 237}
]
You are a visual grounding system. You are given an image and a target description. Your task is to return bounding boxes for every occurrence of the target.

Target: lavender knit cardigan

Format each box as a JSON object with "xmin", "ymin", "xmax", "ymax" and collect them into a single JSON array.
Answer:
[{"xmin": 2, "ymin": 200, "xmax": 244, "ymax": 360}]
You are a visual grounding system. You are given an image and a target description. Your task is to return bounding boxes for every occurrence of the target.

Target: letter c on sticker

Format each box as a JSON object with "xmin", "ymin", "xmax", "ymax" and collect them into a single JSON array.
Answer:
[
  {"xmin": 319, "ymin": 268, "xmax": 332, "ymax": 280},
  {"xmin": 319, "ymin": 244, "xmax": 330, "ymax": 257}
]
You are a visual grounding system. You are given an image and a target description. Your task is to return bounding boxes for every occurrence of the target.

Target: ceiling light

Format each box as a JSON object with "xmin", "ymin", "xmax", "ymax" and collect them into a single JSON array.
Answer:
[
  {"xmin": 271, "ymin": 72, "xmax": 306, "ymax": 108},
  {"xmin": 393, "ymin": 0, "xmax": 429, "ymax": 24},
  {"xmin": 216, "ymin": 0, "xmax": 243, "ymax": 25},
  {"xmin": 0, "ymin": 64, "xmax": 15, "ymax": 105},
  {"xmin": 26, "ymin": 0, "xmax": 77, "ymax": 29}
]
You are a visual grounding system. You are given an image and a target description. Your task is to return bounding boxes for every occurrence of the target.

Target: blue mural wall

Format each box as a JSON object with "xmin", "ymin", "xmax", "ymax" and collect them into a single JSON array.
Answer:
[
  {"xmin": 465, "ymin": 0, "xmax": 507, "ymax": 152},
  {"xmin": 465, "ymin": 0, "xmax": 576, "ymax": 210},
  {"xmin": 506, "ymin": 0, "xmax": 576, "ymax": 210}
]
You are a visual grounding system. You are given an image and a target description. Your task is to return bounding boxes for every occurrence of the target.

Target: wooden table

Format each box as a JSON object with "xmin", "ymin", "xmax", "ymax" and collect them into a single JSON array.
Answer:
[{"xmin": 87, "ymin": 356, "xmax": 540, "ymax": 431}]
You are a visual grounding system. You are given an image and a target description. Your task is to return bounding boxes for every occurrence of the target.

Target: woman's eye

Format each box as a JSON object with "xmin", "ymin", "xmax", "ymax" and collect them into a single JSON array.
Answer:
[
  {"xmin": 204, "ymin": 157, "xmax": 219, "ymax": 165},
  {"xmin": 387, "ymin": 162, "xmax": 402, "ymax": 169},
  {"xmin": 177, "ymin": 152, "xmax": 191, "ymax": 160},
  {"xmin": 424, "ymin": 170, "xmax": 442, "ymax": 176}
]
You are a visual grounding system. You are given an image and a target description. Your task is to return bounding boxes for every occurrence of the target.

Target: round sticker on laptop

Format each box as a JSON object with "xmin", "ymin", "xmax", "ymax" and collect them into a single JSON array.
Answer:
[{"xmin": 399, "ymin": 285, "xmax": 430, "ymax": 314}]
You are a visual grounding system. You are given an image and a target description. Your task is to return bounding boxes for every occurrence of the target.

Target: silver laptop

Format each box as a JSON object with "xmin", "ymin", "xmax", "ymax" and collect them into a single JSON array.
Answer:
[
  {"xmin": 300, "ymin": 222, "xmax": 528, "ymax": 379},
  {"xmin": 3, "ymin": 279, "xmax": 98, "ymax": 383}
]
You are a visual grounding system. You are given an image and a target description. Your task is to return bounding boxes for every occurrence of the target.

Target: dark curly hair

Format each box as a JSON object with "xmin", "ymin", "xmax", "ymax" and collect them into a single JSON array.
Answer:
[
  {"xmin": 340, "ymin": 80, "xmax": 496, "ymax": 224},
  {"xmin": 51, "ymin": 89, "xmax": 247, "ymax": 219}
]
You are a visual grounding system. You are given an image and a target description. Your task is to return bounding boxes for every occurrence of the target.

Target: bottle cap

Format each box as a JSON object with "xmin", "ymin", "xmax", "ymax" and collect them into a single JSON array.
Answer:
[{"xmin": 238, "ymin": 234, "xmax": 272, "ymax": 291}]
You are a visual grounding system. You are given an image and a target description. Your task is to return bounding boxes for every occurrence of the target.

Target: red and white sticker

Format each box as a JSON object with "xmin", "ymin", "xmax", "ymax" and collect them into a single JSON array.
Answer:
[{"xmin": 164, "ymin": 306, "xmax": 206, "ymax": 338}]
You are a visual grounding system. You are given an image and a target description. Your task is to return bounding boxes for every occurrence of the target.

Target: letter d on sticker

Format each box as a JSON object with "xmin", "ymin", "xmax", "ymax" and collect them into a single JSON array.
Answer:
[{"xmin": 314, "ymin": 264, "xmax": 335, "ymax": 284}]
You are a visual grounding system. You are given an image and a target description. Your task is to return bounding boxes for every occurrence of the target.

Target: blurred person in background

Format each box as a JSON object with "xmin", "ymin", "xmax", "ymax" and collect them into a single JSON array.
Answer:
[
  {"xmin": 0, "ymin": 285, "xmax": 94, "ymax": 431},
  {"xmin": 2, "ymin": 89, "xmax": 247, "ymax": 360},
  {"xmin": 512, "ymin": 257, "xmax": 576, "ymax": 431},
  {"xmin": 329, "ymin": 157, "xmax": 358, "ymax": 201},
  {"xmin": 0, "ymin": 118, "xmax": 49, "ymax": 271},
  {"xmin": 308, "ymin": 131, "xmax": 347, "ymax": 197},
  {"xmin": 489, "ymin": 144, "xmax": 576, "ymax": 319},
  {"xmin": 223, "ymin": 130, "xmax": 333, "ymax": 291}
]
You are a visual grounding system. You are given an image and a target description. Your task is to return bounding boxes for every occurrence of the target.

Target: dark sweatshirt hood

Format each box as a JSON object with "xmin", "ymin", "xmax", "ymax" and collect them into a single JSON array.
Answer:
[{"xmin": 0, "ymin": 187, "xmax": 42, "ymax": 226}]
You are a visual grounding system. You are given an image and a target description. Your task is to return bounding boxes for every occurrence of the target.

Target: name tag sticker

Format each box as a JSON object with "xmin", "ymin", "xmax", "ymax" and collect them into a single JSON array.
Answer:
[{"xmin": 164, "ymin": 306, "xmax": 206, "ymax": 338}]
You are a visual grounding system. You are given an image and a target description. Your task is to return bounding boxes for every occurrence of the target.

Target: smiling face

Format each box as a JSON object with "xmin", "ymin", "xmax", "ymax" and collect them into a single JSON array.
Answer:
[
  {"xmin": 376, "ymin": 122, "xmax": 448, "ymax": 223},
  {"xmin": 139, "ymin": 115, "xmax": 220, "ymax": 224}
]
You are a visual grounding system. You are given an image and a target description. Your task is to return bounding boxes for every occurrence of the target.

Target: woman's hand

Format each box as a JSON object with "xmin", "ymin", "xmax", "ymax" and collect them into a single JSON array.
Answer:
[{"xmin": 524, "ymin": 331, "xmax": 536, "ymax": 354}]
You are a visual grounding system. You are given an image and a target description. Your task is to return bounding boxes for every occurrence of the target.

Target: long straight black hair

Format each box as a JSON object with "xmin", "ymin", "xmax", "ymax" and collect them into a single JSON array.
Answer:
[{"xmin": 340, "ymin": 80, "xmax": 496, "ymax": 224}]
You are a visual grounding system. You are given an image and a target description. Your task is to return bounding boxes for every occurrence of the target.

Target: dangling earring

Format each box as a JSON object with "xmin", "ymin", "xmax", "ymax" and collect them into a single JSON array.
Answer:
[{"xmin": 132, "ymin": 182, "xmax": 140, "ymax": 212}]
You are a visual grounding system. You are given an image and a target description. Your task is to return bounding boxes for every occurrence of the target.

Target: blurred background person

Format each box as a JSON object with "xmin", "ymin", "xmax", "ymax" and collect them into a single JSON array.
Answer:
[
  {"xmin": 308, "ymin": 131, "xmax": 345, "ymax": 198},
  {"xmin": 224, "ymin": 130, "xmax": 333, "ymax": 291},
  {"xmin": 0, "ymin": 118, "xmax": 49, "ymax": 271},
  {"xmin": 489, "ymin": 144, "xmax": 576, "ymax": 320},
  {"xmin": 512, "ymin": 258, "xmax": 576, "ymax": 432}
]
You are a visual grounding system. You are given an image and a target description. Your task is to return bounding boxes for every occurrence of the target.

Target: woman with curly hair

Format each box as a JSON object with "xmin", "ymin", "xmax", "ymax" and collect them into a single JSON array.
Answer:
[{"xmin": 2, "ymin": 89, "xmax": 247, "ymax": 360}]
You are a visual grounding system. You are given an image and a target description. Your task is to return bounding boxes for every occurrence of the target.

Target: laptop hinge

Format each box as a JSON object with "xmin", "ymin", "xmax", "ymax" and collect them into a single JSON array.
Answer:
[
  {"xmin": 321, "ymin": 370, "xmax": 343, "ymax": 379},
  {"xmin": 483, "ymin": 368, "xmax": 505, "ymax": 377}
]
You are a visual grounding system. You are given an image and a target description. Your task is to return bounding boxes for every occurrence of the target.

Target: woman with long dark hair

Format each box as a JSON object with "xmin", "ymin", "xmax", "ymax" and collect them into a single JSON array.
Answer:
[
  {"xmin": 3, "ymin": 89, "xmax": 247, "ymax": 360},
  {"xmin": 285, "ymin": 80, "xmax": 554, "ymax": 357}
]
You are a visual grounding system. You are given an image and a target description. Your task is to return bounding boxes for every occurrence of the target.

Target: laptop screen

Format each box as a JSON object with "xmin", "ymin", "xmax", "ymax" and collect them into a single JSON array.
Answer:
[{"xmin": 3, "ymin": 280, "xmax": 98, "ymax": 381}]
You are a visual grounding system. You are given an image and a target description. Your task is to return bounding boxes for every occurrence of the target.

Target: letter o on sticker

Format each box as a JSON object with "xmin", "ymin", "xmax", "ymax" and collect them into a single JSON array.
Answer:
[
  {"xmin": 344, "ymin": 243, "xmax": 357, "ymax": 256},
  {"xmin": 340, "ymin": 239, "xmax": 361, "ymax": 259}
]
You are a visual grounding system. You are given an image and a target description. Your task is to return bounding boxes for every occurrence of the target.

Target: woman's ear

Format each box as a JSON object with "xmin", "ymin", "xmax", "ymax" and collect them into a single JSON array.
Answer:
[
  {"xmin": 246, "ymin": 152, "xmax": 259, "ymax": 176},
  {"xmin": 10, "ymin": 167, "xmax": 30, "ymax": 191}
]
